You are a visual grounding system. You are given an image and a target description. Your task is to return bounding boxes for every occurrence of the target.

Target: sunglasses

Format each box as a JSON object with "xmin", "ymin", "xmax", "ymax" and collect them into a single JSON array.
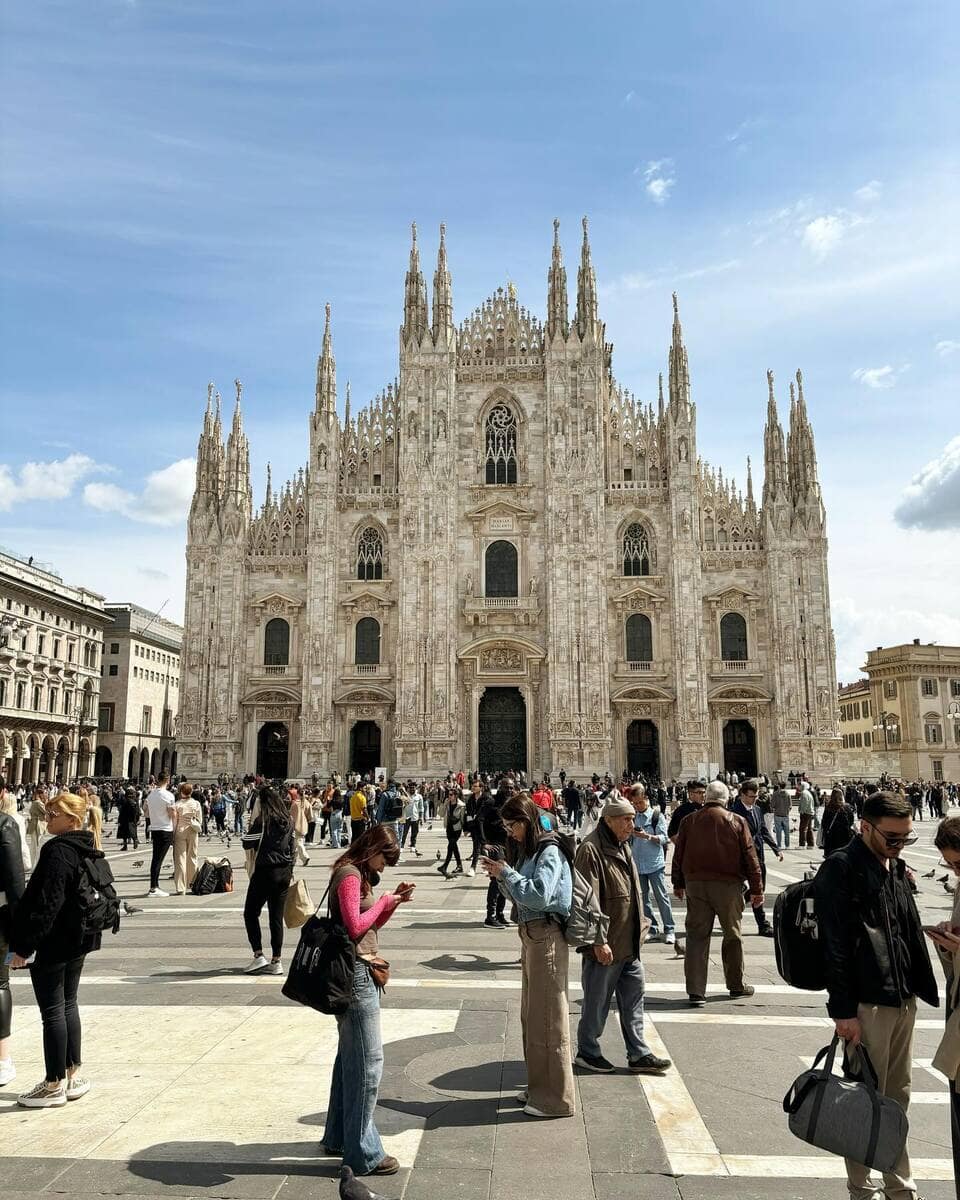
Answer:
[{"xmin": 862, "ymin": 821, "xmax": 918, "ymax": 849}]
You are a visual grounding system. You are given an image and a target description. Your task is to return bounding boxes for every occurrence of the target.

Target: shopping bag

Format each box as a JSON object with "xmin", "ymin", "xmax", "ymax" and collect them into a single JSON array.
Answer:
[{"xmin": 284, "ymin": 877, "xmax": 313, "ymax": 928}]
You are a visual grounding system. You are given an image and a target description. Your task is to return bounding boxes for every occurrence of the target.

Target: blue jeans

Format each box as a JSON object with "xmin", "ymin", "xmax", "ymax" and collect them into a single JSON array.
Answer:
[
  {"xmin": 322, "ymin": 963, "xmax": 385, "ymax": 1173},
  {"xmin": 328, "ymin": 812, "xmax": 342, "ymax": 848},
  {"xmin": 577, "ymin": 955, "xmax": 652, "ymax": 1063},
  {"xmin": 639, "ymin": 868, "xmax": 675, "ymax": 937},
  {"xmin": 774, "ymin": 814, "xmax": 790, "ymax": 847}
]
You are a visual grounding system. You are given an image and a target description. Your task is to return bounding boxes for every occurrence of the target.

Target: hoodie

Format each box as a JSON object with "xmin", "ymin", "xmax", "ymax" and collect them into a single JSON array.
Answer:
[{"xmin": 10, "ymin": 830, "xmax": 104, "ymax": 964}]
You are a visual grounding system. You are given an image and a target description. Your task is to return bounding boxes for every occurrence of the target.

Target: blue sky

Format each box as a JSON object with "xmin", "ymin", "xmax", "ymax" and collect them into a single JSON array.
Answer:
[{"xmin": 1, "ymin": 1, "xmax": 958, "ymax": 679}]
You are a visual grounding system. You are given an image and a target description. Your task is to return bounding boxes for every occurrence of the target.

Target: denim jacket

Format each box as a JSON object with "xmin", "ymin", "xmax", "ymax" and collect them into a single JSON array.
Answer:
[
  {"xmin": 630, "ymin": 806, "xmax": 668, "ymax": 875},
  {"xmin": 498, "ymin": 843, "xmax": 572, "ymax": 925}
]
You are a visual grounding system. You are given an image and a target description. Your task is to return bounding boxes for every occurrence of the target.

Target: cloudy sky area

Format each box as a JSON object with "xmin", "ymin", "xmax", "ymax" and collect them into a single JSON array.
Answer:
[{"xmin": 1, "ymin": 1, "xmax": 958, "ymax": 681}]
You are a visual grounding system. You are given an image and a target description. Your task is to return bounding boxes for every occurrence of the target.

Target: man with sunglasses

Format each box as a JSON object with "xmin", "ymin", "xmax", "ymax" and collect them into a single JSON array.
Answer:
[{"xmin": 813, "ymin": 790, "xmax": 939, "ymax": 1200}]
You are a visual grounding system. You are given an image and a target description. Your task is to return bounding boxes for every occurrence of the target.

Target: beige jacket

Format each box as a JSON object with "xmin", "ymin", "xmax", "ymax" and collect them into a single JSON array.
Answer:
[{"xmin": 932, "ymin": 886, "xmax": 960, "ymax": 1082}]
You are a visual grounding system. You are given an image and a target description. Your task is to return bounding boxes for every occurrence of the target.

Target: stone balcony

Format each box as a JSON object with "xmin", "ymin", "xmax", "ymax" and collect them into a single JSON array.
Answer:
[
  {"xmin": 250, "ymin": 663, "xmax": 301, "ymax": 680},
  {"xmin": 613, "ymin": 659, "xmax": 670, "ymax": 680},
  {"xmin": 709, "ymin": 658, "xmax": 764, "ymax": 678},
  {"xmin": 462, "ymin": 595, "xmax": 541, "ymax": 628}
]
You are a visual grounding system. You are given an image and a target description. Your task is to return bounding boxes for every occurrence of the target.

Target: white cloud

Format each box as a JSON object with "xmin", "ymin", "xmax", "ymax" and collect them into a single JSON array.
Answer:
[
  {"xmin": 892, "ymin": 436, "xmax": 960, "ymax": 532},
  {"xmin": 801, "ymin": 212, "xmax": 861, "ymax": 259},
  {"xmin": 0, "ymin": 453, "xmax": 107, "ymax": 512},
  {"xmin": 851, "ymin": 364, "xmax": 909, "ymax": 389},
  {"xmin": 832, "ymin": 594, "xmax": 960, "ymax": 684},
  {"xmin": 935, "ymin": 339, "xmax": 960, "ymax": 357},
  {"xmin": 640, "ymin": 159, "xmax": 676, "ymax": 205},
  {"xmin": 623, "ymin": 90, "xmax": 635, "ymax": 105},
  {"xmin": 83, "ymin": 458, "xmax": 195, "ymax": 526},
  {"xmin": 855, "ymin": 180, "xmax": 882, "ymax": 202}
]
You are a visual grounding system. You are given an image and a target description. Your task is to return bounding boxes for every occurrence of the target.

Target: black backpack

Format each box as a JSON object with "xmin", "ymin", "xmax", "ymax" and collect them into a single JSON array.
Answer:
[
  {"xmin": 385, "ymin": 791, "xmax": 404, "ymax": 821},
  {"xmin": 76, "ymin": 854, "xmax": 122, "ymax": 936},
  {"xmin": 190, "ymin": 860, "xmax": 218, "ymax": 895},
  {"xmin": 773, "ymin": 869, "xmax": 826, "ymax": 991}
]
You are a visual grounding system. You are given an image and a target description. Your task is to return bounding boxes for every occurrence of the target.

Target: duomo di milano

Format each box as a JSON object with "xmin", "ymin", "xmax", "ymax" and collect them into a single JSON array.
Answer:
[{"xmin": 179, "ymin": 219, "xmax": 841, "ymax": 783}]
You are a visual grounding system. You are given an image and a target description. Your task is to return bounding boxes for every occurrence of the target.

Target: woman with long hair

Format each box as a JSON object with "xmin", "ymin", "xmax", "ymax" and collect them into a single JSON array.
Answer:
[
  {"xmin": 481, "ymin": 793, "xmax": 575, "ymax": 1119},
  {"xmin": 929, "ymin": 816, "xmax": 960, "ymax": 1194},
  {"xmin": 8, "ymin": 791, "xmax": 106, "ymax": 1107},
  {"xmin": 172, "ymin": 783, "xmax": 202, "ymax": 895},
  {"xmin": 242, "ymin": 787, "xmax": 295, "ymax": 975},
  {"xmin": 322, "ymin": 824, "xmax": 414, "ymax": 1178},
  {"xmin": 820, "ymin": 786, "xmax": 856, "ymax": 857}
]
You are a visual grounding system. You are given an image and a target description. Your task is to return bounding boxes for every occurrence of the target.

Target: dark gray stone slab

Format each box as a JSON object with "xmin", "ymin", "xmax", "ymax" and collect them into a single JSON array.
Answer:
[
  {"xmin": 0, "ymin": 1159, "xmax": 75, "ymax": 1192},
  {"xmin": 593, "ymin": 1174, "xmax": 681, "ymax": 1200},
  {"xmin": 45, "ymin": 1159, "xmax": 285, "ymax": 1199},
  {"xmin": 401, "ymin": 1168, "xmax": 491, "ymax": 1200}
]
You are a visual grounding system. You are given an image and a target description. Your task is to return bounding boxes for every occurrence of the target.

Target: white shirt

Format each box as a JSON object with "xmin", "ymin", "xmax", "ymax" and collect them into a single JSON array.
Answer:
[
  {"xmin": 404, "ymin": 792, "xmax": 424, "ymax": 822},
  {"xmin": 145, "ymin": 787, "xmax": 176, "ymax": 832}
]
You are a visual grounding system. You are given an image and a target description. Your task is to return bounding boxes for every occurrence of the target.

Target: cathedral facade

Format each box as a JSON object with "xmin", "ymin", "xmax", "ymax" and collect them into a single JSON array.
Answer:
[{"xmin": 178, "ymin": 220, "xmax": 841, "ymax": 783}]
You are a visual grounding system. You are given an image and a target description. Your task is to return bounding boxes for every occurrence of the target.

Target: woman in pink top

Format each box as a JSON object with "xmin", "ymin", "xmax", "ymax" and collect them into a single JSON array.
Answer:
[{"xmin": 321, "ymin": 824, "xmax": 414, "ymax": 1178}]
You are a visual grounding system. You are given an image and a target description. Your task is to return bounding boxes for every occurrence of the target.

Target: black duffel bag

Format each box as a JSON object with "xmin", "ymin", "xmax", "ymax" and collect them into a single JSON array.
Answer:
[
  {"xmin": 190, "ymin": 860, "xmax": 218, "ymax": 896},
  {"xmin": 783, "ymin": 1035, "xmax": 908, "ymax": 1172},
  {"xmin": 281, "ymin": 882, "xmax": 356, "ymax": 1015}
]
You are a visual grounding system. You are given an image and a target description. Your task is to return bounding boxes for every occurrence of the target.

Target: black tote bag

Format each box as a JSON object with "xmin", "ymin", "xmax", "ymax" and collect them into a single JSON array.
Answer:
[{"xmin": 281, "ymin": 882, "xmax": 356, "ymax": 1015}]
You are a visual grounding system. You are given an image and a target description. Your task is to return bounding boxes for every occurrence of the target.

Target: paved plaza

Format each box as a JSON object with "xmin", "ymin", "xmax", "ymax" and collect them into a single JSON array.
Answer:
[{"xmin": 2, "ymin": 817, "xmax": 957, "ymax": 1200}]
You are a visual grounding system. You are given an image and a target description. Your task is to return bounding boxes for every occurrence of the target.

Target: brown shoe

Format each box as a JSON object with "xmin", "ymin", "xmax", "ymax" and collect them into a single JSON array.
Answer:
[{"xmin": 365, "ymin": 1156, "xmax": 399, "ymax": 1176}]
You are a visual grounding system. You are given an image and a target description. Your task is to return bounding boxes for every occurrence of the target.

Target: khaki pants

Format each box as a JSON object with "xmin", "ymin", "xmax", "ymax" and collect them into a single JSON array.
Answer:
[
  {"xmin": 519, "ymin": 919, "xmax": 575, "ymax": 1117},
  {"xmin": 683, "ymin": 879, "xmax": 745, "ymax": 997},
  {"xmin": 173, "ymin": 829, "xmax": 199, "ymax": 894},
  {"xmin": 845, "ymin": 999, "xmax": 917, "ymax": 1200}
]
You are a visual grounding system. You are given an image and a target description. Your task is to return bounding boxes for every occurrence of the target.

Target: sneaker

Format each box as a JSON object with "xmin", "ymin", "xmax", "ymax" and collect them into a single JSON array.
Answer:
[
  {"xmin": 648, "ymin": 929, "xmax": 661, "ymax": 942},
  {"xmin": 758, "ymin": 927, "xmax": 775, "ymax": 938},
  {"xmin": 664, "ymin": 932, "xmax": 676, "ymax": 945},
  {"xmin": 265, "ymin": 960, "xmax": 283, "ymax": 975},
  {"xmin": 628, "ymin": 1054, "xmax": 671, "ymax": 1074},
  {"xmin": 147, "ymin": 888, "xmax": 169, "ymax": 898},
  {"xmin": 17, "ymin": 1079, "xmax": 67, "ymax": 1108},
  {"xmin": 515, "ymin": 1088, "xmax": 528, "ymax": 1104},
  {"xmin": 414, "ymin": 850, "xmax": 423, "ymax": 857},
  {"xmin": 435, "ymin": 862, "xmax": 447, "ymax": 873},
  {"xmin": 495, "ymin": 913, "xmax": 511, "ymax": 927},
  {"xmin": 523, "ymin": 1103, "xmax": 570, "ymax": 1118},
  {"xmin": 364, "ymin": 1155, "xmax": 399, "ymax": 1176},
  {"xmin": 451, "ymin": 867, "xmax": 463, "ymax": 876},
  {"xmin": 484, "ymin": 915, "xmax": 503, "ymax": 928},
  {"xmin": 320, "ymin": 1143, "xmax": 342, "ymax": 1156},
  {"xmin": 467, "ymin": 867, "xmax": 476, "ymax": 877},
  {"xmin": 574, "ymin": 1052, "xmax": 615, "ymax": 1073},
  {"xmin": 66, "ymin": 1074, "xmax": 91, "ymax": 1100},
  {"xmin": 728, "ymin": 985, "xmax": 755, "ymax": 999},
  {"xmin": 244, "ymin": 955, "xmax": 268, "ymax": 973},
  {"xmin": 0, "ymin": 1059, "xmax": 16, "ymax": 1087},
  {"xmin": 688, "ymin": 994, "xmax": 706, "ymax": 1007}
]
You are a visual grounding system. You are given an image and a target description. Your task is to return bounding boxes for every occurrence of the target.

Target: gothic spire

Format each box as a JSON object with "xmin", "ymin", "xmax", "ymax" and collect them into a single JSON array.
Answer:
[
  {"xmin": 789, "ymin": 368, "xmax": 820, "ymax": 498},
  {"xmin": 223, "ymin": 378, "xmax": 251, "ymax": 516},
  {"xmin": 402, "ymin": 221, "xmax": 428, "ymax": 344},
  {"xmin": 667, "ymin": 292, "xmax": 691, "ymax": 409},
  {"xmin": 315, "ymin": 303, "xmax": 337, "ymax": 418},
  {"xmin": 657, "ymin": 372, "xmax": 664, "ymax": 420},
  {"xmin": 762, "ymin": 369, "xmax": 788, "ymax": 505},
  {"xmin": 575, "ymin": 216, "xmax": 598, "ymax": 338},
  {"xmin": 546, "ymin": 218, "xmax": 569, "ymax": 339},
  {"xmin": 264, "ymin": 462, "xmax": 273, "ymax": 508},
  {"xmin": 431, "ymin": 222, "xmax": 454, "ymax": 343}
]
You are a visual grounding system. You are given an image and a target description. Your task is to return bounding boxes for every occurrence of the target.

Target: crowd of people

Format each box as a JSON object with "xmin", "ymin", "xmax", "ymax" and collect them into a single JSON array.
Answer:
[{"xmin": 0, "ymin": 764, "xmax": 957, "ymax": 1194}]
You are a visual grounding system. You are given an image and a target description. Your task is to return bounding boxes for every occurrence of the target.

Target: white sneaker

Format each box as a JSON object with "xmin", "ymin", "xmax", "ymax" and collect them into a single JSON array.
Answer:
[
  {"xmin": 664, "ymin": 932, "xmax": 676, "ymax": 945},
  {"xmin": 467, "ymin": 867, "xmax": 476, "ymax": 877},
  {"xmin": 18, "ymin": 1079, "xmax": 67, "ymax": 1108},
  {"xmin": 244, "ymin": 955, "xmax": 268, "ymax": 973},
  {"xmin": 265, "ymin": 960, "xmax": 283, "ymax": 975},
  {"xmin": 66, "ymin": 1074, "xmax": 91, "ymax": 1100},
  {"xmin": 0, "ymin": 1059, "xmax": 16, "ymax": 1087},
  {"xmin": 147, "ymin": 888, "xmax": 169, "ymax": 898}
]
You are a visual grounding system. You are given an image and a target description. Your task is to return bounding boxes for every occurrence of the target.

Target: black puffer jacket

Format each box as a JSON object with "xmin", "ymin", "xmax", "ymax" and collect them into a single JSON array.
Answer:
[
  {"xmin": 813, "ymin": 833, "xmax": 938, "ymax": 1019},
  {"xmin": 10, "ymin": 831, "xmax": 103, "ymax": 964},
  {"xmin": 249, "ymin": 815, "xmax": 294, "ymax": 871},
  {"xmin": 0, "ymin": 812, "xmax": 26, "ymax": 938}
]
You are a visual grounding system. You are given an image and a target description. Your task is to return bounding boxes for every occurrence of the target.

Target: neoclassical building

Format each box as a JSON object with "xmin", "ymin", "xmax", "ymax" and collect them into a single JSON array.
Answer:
[{"xmin": 178, "ymin": 220, "xmax": 840, "ymax": 783}]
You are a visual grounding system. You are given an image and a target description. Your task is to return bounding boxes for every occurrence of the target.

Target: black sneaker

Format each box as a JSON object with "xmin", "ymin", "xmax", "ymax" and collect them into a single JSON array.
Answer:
[
  {"xmin": 728, "ymin": 985, "xmax": 755, "ymax": 999},
  {"xmin": 573, "ymin": 1052, "xmax": 615, "ymax": 1073},
  {"xmin": 688, "ymin": 994, "xmax": 706, "ymax": 1007},
  {"xmin": 758, "ymin": 927, "xmax": 775, "ymax": 938},
  {"xmin": 628, "ymin": 1053, "xmax": 671, "ymax": 1074},
  {"xmin": 495, "ymin": 913, "xmax": 511, "ymax": 926},
  {"xmin": 484, "ymin": 915, "xmax": 503, "ymax": 928}
]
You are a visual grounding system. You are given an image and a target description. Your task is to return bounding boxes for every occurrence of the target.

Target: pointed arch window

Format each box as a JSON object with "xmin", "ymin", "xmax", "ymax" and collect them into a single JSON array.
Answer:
[
  {"xmin": 622, "ymin": 522, "xmax": 652, "ymax": 576},
  {"xmin": 264, "ymin": 618, "xmax": 290, "ymax": 666},
  {"xmin": 484, "ymin": 403, "xmax": 518, "ymax": 484},
  {"xmin": 720, "ymin": 612, "xmax": 748, "ymax": 662},
  {"xmin": 484, "ymin": 540, "xmax": 519, "ymax": 597},
  {"xmin": 357, "ymin": 527, "xmax": 384, "ymax": 580},
  {"xmin": 625, "ymin": 613, "xmax": 653, "ymax": 663},
  {"xmin": 354, "ymin": 617, "xmax": 381, "ymax": 666}
]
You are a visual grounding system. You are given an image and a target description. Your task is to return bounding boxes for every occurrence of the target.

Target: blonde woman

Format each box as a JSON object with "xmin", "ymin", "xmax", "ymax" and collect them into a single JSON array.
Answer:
[
  {"xmin": 173, "ymin": 783, "xmax": 203, "ymax": 895},
  {"xmin": 9, "ymin": 792, "xmax": 106, "ymax": 1107}
]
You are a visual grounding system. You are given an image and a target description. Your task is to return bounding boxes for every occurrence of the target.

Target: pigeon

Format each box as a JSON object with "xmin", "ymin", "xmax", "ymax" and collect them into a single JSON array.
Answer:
[
  {"xmin": 132, "ymin": 860, "xmax": 144, "ymax": 869},
  {"xmin": 339, "ymin": 1164, "xmax": 382, "ymax": 1200},
  {"xmin": 922, "ymin": 868, "xmax": 936, "ymax": 878},
  {"xmin": 673, "ymin": 937, "xmax": 686, "ymax": 958}
]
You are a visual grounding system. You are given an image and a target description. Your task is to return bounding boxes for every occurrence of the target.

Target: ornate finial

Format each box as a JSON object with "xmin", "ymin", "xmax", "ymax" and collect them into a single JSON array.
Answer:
[
  {"xmin": 265, "ymin": 461, "xmax": 272, "ymax": 501},
  {"xmin": 324, "ymin": 302, "xmax": 331, "ymax": 329},
  {"xmin": 672, "ymin": 291, "xmax": 679, "ymax": 317},
  {"xmin": 795, "ymin": 368, "xmax": 805, "ymax": 405},
  {"xmin": 206, "ymin": 382, "xmax": 213, "ymax": 409},
  {"xmin": 767, "ymin": 369, "xmax": 774, "ymax": 401},
  {"xmin": 234, "ymin": 378, "xmax": 242, "ymax": 407},
  {"xmin": 507, "ymin": 280, "xmax": 517, "ymax": 301},
  {"xmin": 553, "ymin": 217, "xmax": 560, "ymax": 241},
  {"xmin": 439, "ymin": 221, "xmax": 446, "ymax": 245},
  {"xmin": 214, "ymin": 390, "xmax": 222, "ymax": 416},
  {"xmin": 582, "ymin": 215, "xmax": 589, "ymax": 240},
  {"xmin": 789, "ymin": 380, "xmax": 796, "ymax": 406},
  {"xmin": 411, "ymin": 221, "xmax": 418, "ymax": 245}
]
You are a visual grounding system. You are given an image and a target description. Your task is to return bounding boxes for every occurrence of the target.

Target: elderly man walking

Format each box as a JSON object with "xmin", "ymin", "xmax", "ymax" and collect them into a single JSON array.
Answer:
[
  {"xmin": 573, "ymin": 795, "xmax": 672, "ymax": 1075},
  {"xmin": 671, "ymin": 780, "xmax": 764, "ymax": 1007}
]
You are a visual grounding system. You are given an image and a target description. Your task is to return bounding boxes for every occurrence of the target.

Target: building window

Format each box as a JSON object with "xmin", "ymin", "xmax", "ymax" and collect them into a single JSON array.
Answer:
[
  {"xmin": 109, "ymin": 664, "xmax": 118, "ymax": 676},
  {"xmin": 37, "ymin": 633, "xmax": 45, "ymax": 655},
  {"xmin": 354, "ymin": 617, "xmax": 381, "ymax": 665},
  {"xmin": 356, "ymin": 527, "xmax": 384, "ymax": 581},
  {"xmin": 110, "ymin": 642, "xmax": 119, "ymax": 654},
  {"xmin": 720, "ymin": 612, "xmax": 749, "ymax": 662},
  {"xmin": 33, "ymin": 685, "xmax": 42, "ymax": 710},
  {"xmin": 49, "ymin": 689, "xmax": 58, "ymax": 713},
  {"xmin": 862, "ymin": 699, "xmax": 870, "ymax": 718},
  {"xmin": 883, "ymin": 679, "xmax": 897, "ymax": 699},
  {"xmin": 484, "ymin": 403, "xmax": 518, "ymax": 484},
  {"xmin": 951, "ymin": 679, "xmax": 960, "ymax": 698},
  {"xmin": 64, "ymin": 690, "xmax": 72, "ymax": 713},
  {"xmin": 0, "ymin": 679, "xmax": 5, "ymax": 706},
  {"xmin": 142, "ymin": 706, "xmax": 152, "ymax": 735},
  {"xmin": 67, "ymin": 642, "xmax": 74, "ymax": 662},
  {"xmin": 16, "ymin": 681, "xmax": 25, "ymax": 708},
  {"xmin": 484, "ymin": 540, "xmax": 519, "ymax": 598},
  {"xmin": 921, "ymin": 677, "xmax": 938, "ymax": 697},
  {"xmin": 864, "ymin": 730, "xmax": 872, "ymax": 747},
  {"xmin": 264, "ymin": 617, "xmax": 290, "ymax": 666},
  {"xmin": 98, "ymin": 704, "xmax": 114, "ymax": 732},
  {"xmin": 53, "ymin": 639, "xmax": 60, "ymax": 659},
  {"xmin": 625, "ymin": 613, "xmax": 653, "ymax": 663},
  {"xmin": 853, "ymin": 702, "xmax": 861, "ymax": 720},
  {"xmin": 924, "ymin": 721, "xmax": 943, "ymax": 744},
  {"xmin": 622, "ymin": 523, "xmax": 652, "ymax": 576},
  {"xmin": 932, "ymin": 759, "xmax": 943, "ymax": 781}
]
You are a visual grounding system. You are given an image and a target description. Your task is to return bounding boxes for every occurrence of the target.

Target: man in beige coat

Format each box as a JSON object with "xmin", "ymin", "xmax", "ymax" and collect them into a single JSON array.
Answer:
[{"xmin": 931, "ymin": 816, "xmax": 960, "ymax": 1194}]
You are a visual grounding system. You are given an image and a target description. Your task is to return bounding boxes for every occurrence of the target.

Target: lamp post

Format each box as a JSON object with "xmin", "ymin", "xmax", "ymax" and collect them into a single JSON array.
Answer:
[{"xmin": 873, "ymin": 710, "xmax": 899, "ymax": 752}]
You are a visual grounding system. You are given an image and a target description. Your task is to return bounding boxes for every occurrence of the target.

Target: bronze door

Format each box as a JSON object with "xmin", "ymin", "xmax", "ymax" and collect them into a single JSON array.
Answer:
[{"xmin": 478, "ymin": 688, "xmax": 527, "ymax": 773}]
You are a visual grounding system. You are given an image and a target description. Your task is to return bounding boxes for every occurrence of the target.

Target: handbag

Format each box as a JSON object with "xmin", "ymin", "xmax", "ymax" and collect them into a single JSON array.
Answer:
[
  {"xmin": 284, "ymin": 877, "xmax": 313, "ymax": 929},
  {"xmin": 365, "ymin": 956, "xmax": 390, "ymax": 990},
  {"xmin": 783, "ymin": 1035, "xmax": 908, "ymax": 1171},
  {"xmin": 281, "ymin": 881, "xmax": 357, "ymax": 1015}
]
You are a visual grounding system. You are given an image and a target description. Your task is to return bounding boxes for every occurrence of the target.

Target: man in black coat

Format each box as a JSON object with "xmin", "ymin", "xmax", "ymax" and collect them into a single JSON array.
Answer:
[
  {"xmin": 813, "ymin": 790, "xmax": 938, "ymax": 1200},
  {"xmin": 667, "ymin": 779, "xmax": 706, "ymax": 842},
  {"xmin": 731, "ymin": 778, "xmax": 782, "ymax": 937}
]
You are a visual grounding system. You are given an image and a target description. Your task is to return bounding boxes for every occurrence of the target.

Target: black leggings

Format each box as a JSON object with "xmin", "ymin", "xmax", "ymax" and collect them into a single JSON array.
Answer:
[
  {"xmin": 0, "ymin": 927, "xmax": 11, "ymax": 1040},
  {"xmin": 244, "ymin": 866, "xmax": 292, "ymax": 958},
  {"xmin": 401, "ymin": 820, "xmax": 419, "ymax": 848},
  {"xmin": 30, "ymin": 955, "xmax": 86, "ymax": 1082},
  {"xmin": 441, "ymin": 834, "xmax": 463, "ymax": 871},
  {"xmin": 150, "ymin": 830, "xmax": 174, "ymax": 889}
]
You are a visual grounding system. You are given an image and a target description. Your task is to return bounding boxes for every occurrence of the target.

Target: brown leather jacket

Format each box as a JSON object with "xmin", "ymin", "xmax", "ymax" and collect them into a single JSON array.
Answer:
[
  {"xmin": 670, "ymin": 800, "xmax": 763, "ymax": 896},
  {"xmin": 575, "ymin": 821, "xmax": 648, "ymax": 962}
]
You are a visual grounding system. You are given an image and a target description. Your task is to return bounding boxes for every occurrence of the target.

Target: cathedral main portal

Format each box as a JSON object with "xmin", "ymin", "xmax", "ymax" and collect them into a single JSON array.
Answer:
[{"xmin": 478, "ymin": 688, "xmax": 527, "ymax": 774}]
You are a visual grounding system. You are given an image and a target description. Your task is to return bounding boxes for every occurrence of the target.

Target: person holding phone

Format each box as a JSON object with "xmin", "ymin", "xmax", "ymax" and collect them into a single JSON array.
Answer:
[
  {"xmin": 321, "ymin": 824, "xmax": 414, "ymax": 1178},
  {"xmin": 929, "ymin": 816, "xmax": 960, "ymax": 1194}
]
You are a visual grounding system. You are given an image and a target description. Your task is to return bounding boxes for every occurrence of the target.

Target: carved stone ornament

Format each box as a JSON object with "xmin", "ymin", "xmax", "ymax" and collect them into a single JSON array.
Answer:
[{"xmin": 480, "ymin": 645, "xmax": 523, "ymax": 671}]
